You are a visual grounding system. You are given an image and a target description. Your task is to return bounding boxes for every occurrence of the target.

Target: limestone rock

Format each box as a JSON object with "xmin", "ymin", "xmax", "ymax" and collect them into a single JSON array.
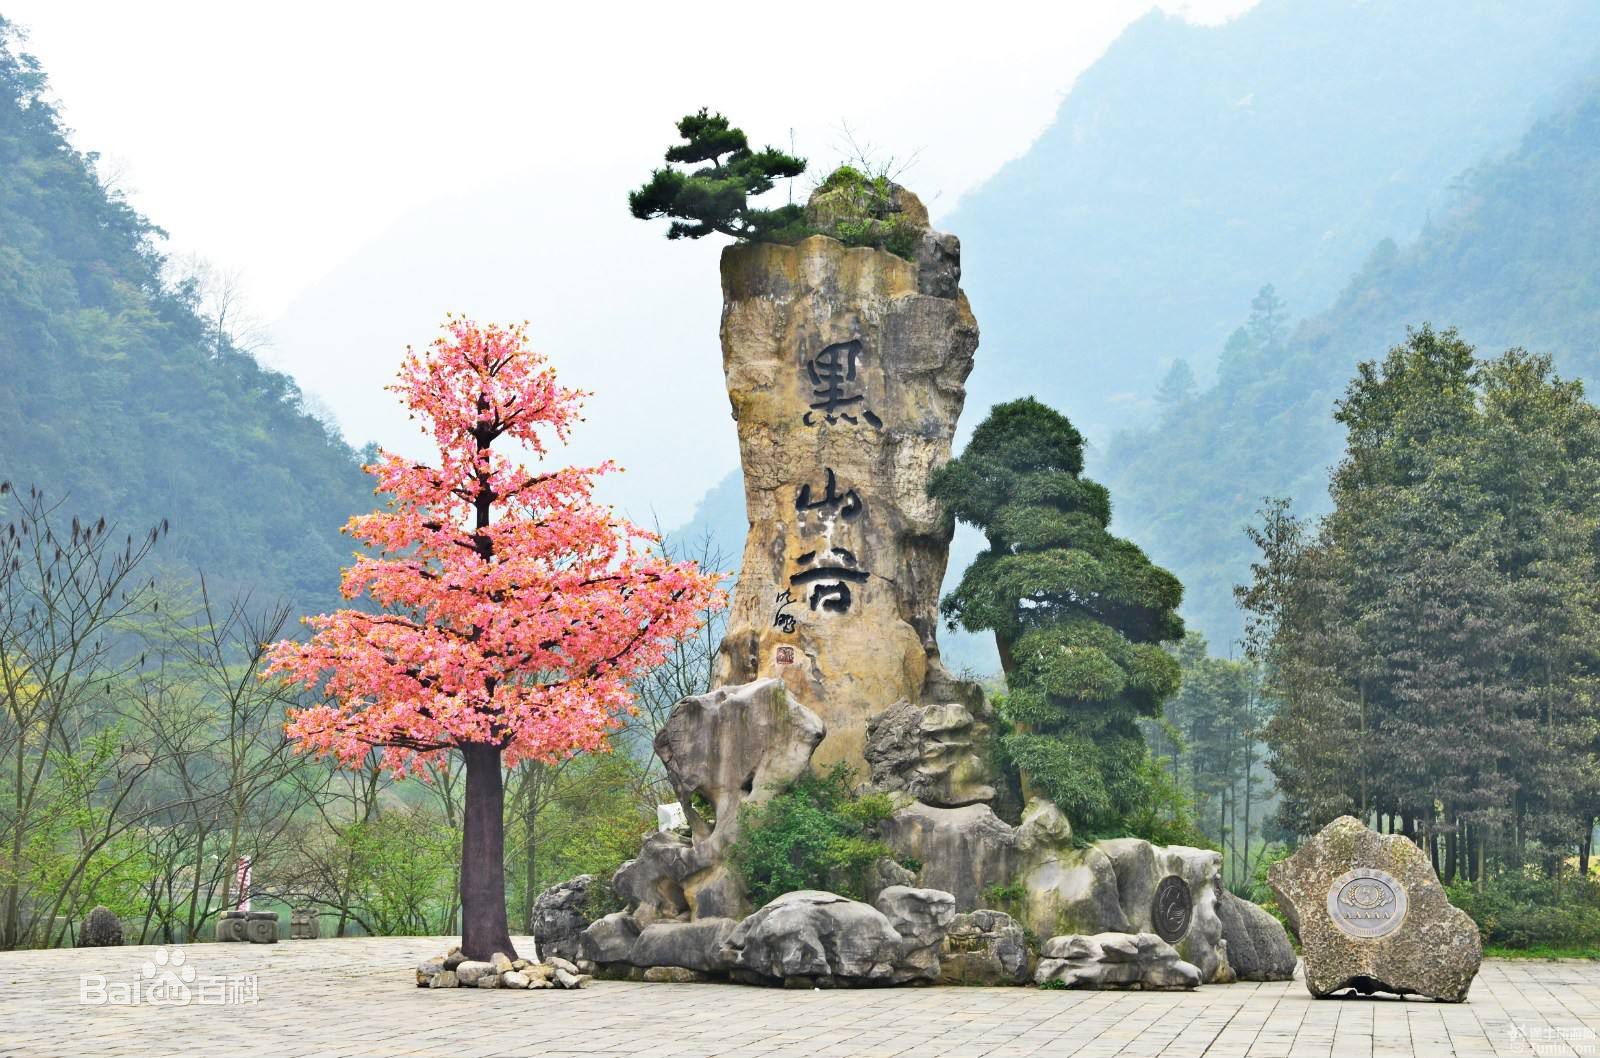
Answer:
[
  {"xmin": 866, "ymin": 700, "xmax": 996, "ymax": 807},
  {"xmin": 866, "ymin": 856, "xmax": 917, "ymax": 902},
  {"xmin": 474, "ymin": 972, "xmax": 502, "ymax": 989},
  {"xmin": 1096, "ymin": 837, "xmax": 1229, "ymax": 983},
  {"xmin": 713, "ymin": 192, "xmax": 982, "ymax": 774},
  {"xmin": 721, "ymin": 890, "xmax": 925, "ymax": 984},
  {"xmin": 882, "ymin": 801, "xmax": 1020, "ymax": 909},
  {"xmin": 553, "ymin": 966, "xmax": 586, "ymax": 989},
  {"xmin": 78, "ymin": 905, "xmax": 123, "ymax": 947},
  {"xmin": 1216, "ymin": 891, "xmax": 1297, "ymax": 981},
  {"xmin": 416, "ymin": 957, "xmax": 446, "ymax": 986},
  {"xmin": 531, "ymin": 874, "xmax": 596, "ymax": 963},
  {"xmin": 1016, "ymin": 801, "xmax": 1130, "ymax": 941},
  {"xmin": 1268, "ymin": 815, "xmax": 1481, "ymax": 1002},
  {"xmin": 874, "ymin": 885, "xmax": 957, "ymax": 982},
  {"xmin": 428, "ymin": 970, "xmax": 459, "ymax": 988},
  {"xmin": 642, "ymin": 966, "xmax": 711, "ymax": 983},
  {"xmin": 453, "ymin": 960, "xmax": 496, "ymax": 987},
  {"xmin": 491, "ymin": 952, "xmax": 515, "ymax": 974},
  {"xmin": 630, "ymin": 918, "xmax": 738, "ymax": 973},
  {"xmin": 636, "ymin": 678, "xmax": 824, "ymax": 921},
  {"xmin": 938, "ymin": 910, "xmax": 1035, "ymax": 986},
  {"xmin": 579, "ymin": 911, "xmax": 641, "ymax": 965},
  {"xmin": 1035, "ymin": 932, "xmax": 1201, "ymax": 990}
]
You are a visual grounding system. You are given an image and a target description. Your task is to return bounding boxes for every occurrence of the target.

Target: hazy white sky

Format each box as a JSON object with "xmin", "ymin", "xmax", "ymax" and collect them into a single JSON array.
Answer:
[{"xmin": 7, "ymin": 0, "xmax": 1258, "ymax": 525}]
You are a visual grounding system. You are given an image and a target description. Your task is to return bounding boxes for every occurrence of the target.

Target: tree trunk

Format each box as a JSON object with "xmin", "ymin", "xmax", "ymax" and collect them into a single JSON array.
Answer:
[
  {"xmin": 460, "ymin": 742, "xmax": 516, "ymax": 961},
  {"xmin": 521, "ymin": 764, "xmax": 541, "ymax": 934}
]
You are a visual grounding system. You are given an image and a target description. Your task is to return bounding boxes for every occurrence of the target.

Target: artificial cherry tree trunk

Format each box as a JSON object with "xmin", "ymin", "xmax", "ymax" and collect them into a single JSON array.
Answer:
[{"xmin": 460, "ymin": 742, "xmax": 514, "ymax": 960}]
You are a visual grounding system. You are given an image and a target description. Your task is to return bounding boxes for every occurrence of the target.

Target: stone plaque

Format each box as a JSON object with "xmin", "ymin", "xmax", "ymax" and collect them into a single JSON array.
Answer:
[
  {"xmin": 1152, "ymin": 875, "xmax": 1192, "ymax": 943},
  {"xmin": 1326, "ymin": 867, "xmax": 1408, "ymax": 939}
]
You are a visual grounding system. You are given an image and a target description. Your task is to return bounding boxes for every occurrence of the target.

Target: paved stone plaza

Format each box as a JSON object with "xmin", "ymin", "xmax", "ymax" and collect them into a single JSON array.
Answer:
[{"xmin": 2, "ymin": 937, "xmax": 1598, "ymax": 1058}]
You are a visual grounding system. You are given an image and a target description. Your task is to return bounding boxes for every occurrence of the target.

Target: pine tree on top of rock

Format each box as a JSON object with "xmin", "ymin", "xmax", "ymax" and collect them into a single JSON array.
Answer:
[
  {"xmin": 629, "ymin": 109, "xmax": 807, "ymax": 242},
  {"xmin": 930, "ymin": 398, "xmax": 1186, "ymax": 837}
]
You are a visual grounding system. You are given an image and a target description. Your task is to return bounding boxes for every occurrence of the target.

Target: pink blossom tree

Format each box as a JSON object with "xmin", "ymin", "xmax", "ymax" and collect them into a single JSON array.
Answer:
[{"xmin": 268, "ymin": 318, "xmax": 723, "ymax": 959}]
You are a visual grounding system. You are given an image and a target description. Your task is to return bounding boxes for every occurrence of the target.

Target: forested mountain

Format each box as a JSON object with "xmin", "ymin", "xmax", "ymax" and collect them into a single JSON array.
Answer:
[
  {"xmin": 1103, "ymin": 70, "xmax": 1600, "ymax": 645},
  {"xmin": 670, "ymin": 1, "xmax": 1600, "ymax": 673},
  {"xmin": 948, "ymin": 0, "xmax": 1600, "ymax": 441},
  {"xmin": 0, "ymin": 22, "xmax": 370, "ymax": 614}
]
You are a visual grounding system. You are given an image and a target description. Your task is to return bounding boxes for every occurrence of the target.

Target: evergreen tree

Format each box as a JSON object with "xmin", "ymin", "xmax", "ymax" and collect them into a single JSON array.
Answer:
[
  {"xmin": 1241, "ymin": 327, "xmax": 1600, "ymax": 879},
  {"xmin": 931, "ymin": 399, "xmax": 1186, "ymax": 835},
  {"xmin": 629, "ymin": 109, "xmax": 807, "ymax": 242},
  {"xmin": 1155, "ymin": 359, "xmax": 1197, "ymax": 407}
]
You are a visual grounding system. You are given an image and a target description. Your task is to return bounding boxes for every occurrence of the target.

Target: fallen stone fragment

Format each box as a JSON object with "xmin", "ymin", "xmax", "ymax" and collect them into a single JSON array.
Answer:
[
  {"xmin": 501, "ymin": 971, "xmax": 529, "ymax": 989},
  {"xmin": 1268, "ymin": 815, "xmax": 1480, "ymax": 1002},
  {"xmin": 491, "ymin": 952, "xmax": 514, "ymax": 974},
  {"xmin": 428, "ymin": 970, "xmax": 458, "ymax": 988}
]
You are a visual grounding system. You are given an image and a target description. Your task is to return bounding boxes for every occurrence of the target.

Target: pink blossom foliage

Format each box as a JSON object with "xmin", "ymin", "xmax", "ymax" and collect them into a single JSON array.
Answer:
[{"xmin": 267, "ymin": 317, "xmax": 724, "ymax": 775}]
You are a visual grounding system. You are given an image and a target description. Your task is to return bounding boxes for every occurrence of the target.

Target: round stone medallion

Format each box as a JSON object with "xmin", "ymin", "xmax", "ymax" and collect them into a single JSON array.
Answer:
[
  {"xmin": 1151, "ymin": 875, "xmax": 1193, "ymax": 943},
  {"xmin": 1326, "ymin": 867, "xmax": 1408, "ymax": 939}
]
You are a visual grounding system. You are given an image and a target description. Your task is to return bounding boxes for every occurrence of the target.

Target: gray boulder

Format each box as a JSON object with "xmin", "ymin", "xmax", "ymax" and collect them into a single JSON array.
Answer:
[
  {"xmin": 531, "ymin": 874, "xmax": 596, "ymax": 962},
  {"xmin": 78, "ymin": 905, "xmax": 123, "ymax": 947},
  {"xmin": 578, "ymin": 911, "xmax": 641, "ymax": 965},
  {"xmin": 721, "ymin": 890, "xmax": 930, "ymax": 984},
  {"xmin": 1096, "ymin": 837, "xmax": 1229, "ymax": 982},
  {"xmin": 620, "ymin": 679, "xmax": 824, "ymax": 923},
  {"xmin": 881, "ymin": 801, "xmax": 1020, "ymax": 909},
  {"xmin": 454, "ymin": 960, "xmax": 497, "ymax": 987},
  {"xmin": 865, "ymin": 700, "xmax": 996, "ymax": 807},
  {"xmin": 1035, "ymin": 932, "xmax": 1201, "ymax": 990},
  {"xmin": 1216, "ymin": 890, "xmax": 1297, "ymax": 981},
  {"xmin": 938, "ymin": 909, "xmax": 1034, "ymax": 985},
  {"xmin": 1269, "ymin": 815, "xmax": 1481, "ymax": 1002},
  {"xmin": 630, "ymin": 917, "xmax": 738, "ymax": 973},
  {"xmin": 875, "ymin": 885, "xmax": 957, "ymax": 982}
]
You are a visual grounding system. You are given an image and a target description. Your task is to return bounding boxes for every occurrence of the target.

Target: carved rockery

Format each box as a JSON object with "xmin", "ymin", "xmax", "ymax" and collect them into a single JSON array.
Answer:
[{"xmin": 580, "ymin": 184, "xmax": 1295, "ymax": 989}]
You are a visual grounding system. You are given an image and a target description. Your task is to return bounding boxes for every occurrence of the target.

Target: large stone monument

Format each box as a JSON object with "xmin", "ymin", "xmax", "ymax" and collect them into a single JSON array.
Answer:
[
  {"xmin": 1269, "ymin": 815, "xmax": 1481, "ymax": 1002},
  {"xmin": 713, "ymin": 185, "xmax": 981, "ymax": 772},
  {"xmin": 582, "ymin": 180, "xmax": 1296, "ymax": 989}
]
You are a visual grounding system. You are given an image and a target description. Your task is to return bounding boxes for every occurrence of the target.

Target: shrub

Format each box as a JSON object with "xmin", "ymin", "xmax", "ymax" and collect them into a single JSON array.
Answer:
[
  {"xmin": 1446, "ymin": 870, "xmax": 1600, "ymax": 952},
  {"xmin": 729, "ymin": 763, "xmax": 901, "ymax": 906}
]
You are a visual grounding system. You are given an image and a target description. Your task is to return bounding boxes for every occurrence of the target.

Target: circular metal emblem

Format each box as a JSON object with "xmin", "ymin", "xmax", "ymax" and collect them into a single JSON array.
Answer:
[
  {"xmin": 1152, "ymin": 875, "xmax": 1193, "ymax": 943},
  {"xmin": 1326, "ymin": 867, "xmax": 1408, "ymax": 939}
]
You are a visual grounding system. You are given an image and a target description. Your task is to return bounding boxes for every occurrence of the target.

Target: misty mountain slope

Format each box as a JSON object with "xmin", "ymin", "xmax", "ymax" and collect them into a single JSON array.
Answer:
[
  {"xmin": 948, "ymin": 0, "xmax": 1600, "ymax": 439},
  {"xmin": 0, "ymin": 26, "xmax": 371, "ymax": 613},
  {"xmin": 1102, "ymin": 71, "xmax": 1600, "ymax": 646}
]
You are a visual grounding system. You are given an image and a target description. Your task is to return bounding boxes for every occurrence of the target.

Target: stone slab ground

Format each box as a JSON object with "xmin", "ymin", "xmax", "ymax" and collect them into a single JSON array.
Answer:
[{"xmin": 2, "ymin": 937, "xmax": 1598, "ymax": 1057}]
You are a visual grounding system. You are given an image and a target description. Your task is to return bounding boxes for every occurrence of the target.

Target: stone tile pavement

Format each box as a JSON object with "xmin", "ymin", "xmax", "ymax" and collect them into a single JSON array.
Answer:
[{"xmin": 2, "ymin": 937, "xmax": 1598, "ymax": 1058}]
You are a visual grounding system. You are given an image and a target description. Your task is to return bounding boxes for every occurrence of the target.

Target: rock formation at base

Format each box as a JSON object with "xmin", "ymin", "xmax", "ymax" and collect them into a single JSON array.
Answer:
[
  {"xmin": 721, "ymin": 888, "xmax": 954, "ymax": 986},
  {"xmin": 712, "ymin": 184, "xmax": 982, "ymax": 774},
  {"xmin": 938, "ymin": 909, "xmax": 1035, "ymax": 985},
  {"xmin": 1034, "ymin": 932, "xmax": 1202, "ymax": 990},
  {"xmin": 613, "ymin": 678, "xmax": 823, "ymax": 923},
  {"xmin": 1268, "ymin": 815, "xmax": 1481, "ymax": 1002},
  {"xmin": 530, "ymin": 874, "xmax": 595, "ymax": 962}
]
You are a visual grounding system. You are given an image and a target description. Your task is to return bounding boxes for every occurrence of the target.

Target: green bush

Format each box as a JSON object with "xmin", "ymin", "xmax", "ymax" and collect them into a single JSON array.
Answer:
[
  {"xmin": 1446, "ymin": 870, "xmax": 1600, "ymax": 952},
  {"xmin": 729, "ymin": 763, "xmax": 901, "ymax": 906}
]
